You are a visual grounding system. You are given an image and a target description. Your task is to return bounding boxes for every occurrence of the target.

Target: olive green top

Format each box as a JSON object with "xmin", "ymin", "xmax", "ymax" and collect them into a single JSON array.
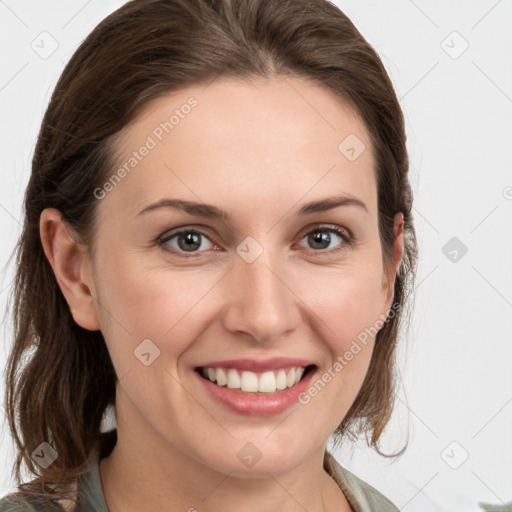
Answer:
[{"xmin": 0, "ymin": 431, "xmax": 400, "ymax": 511}]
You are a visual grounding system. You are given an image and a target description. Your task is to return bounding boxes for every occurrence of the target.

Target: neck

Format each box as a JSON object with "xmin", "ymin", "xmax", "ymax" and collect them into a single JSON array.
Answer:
[{"xmin": 99, "ymin": 427, "xmax": 351, "ymax": 512}]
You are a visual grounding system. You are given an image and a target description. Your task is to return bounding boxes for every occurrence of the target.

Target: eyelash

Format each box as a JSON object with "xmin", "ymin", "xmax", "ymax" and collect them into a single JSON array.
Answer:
[{"xmin": 157, "ymin": 224, "xmax": 354, "ymax": 259}]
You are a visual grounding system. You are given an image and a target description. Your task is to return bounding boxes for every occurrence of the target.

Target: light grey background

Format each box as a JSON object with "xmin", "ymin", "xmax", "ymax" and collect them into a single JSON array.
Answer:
[{"xmin": 1, "ymin": 1, "xmax": 511, "ymax": 510}]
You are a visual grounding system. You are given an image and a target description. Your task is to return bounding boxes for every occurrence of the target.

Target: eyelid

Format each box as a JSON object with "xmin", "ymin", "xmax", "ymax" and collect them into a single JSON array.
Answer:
[
  {"xmin": 157, "ymin": 223, "xmax": 354, "ymax": 257},
  {"xmin": 296, "ymin": 223, "xmax": 353, "ymax": 243},
  {"xmin": 158, "ymin": 225, "xmax": 218, "ymax": 242},
  {"xmin": 294, "ymin": 224, "xmax": 354, "ymax": 257}
]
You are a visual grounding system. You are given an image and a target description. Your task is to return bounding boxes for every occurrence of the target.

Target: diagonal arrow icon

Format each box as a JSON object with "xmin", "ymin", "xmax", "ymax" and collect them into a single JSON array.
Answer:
[{"xmin": 134, "ymin": 339, "xmax": 161, "ymax": 366}]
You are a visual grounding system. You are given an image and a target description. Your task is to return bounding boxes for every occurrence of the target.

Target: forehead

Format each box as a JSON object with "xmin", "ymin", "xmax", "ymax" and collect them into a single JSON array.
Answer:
[{"xmin": 102, "ymin": 75, "xmax": 377, "ymax": 220}]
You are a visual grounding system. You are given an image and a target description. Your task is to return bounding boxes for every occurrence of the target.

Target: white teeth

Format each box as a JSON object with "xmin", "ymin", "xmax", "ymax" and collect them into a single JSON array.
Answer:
[
  {"xmin": 216, "ymin": 368, "xmax": 227, "ymax": 386},
  {"xmin": 286, "ymin": 368, "xmax": 296, "ymax": 387},
  {"xmin": 240, "ymin": 371, "xmax": 259, "ymax": 392},
  {"xmin": 258, "ymin": 371, "xmax": 276, "ymax": 392},
  {"xmin": 227, "ymin": 369, "xmax": 241, "ymax": 389},
  {"xmin": 276, "ymin": 370, "xmax": 287, "ymax": 390},
  {"xmin": 201, "ymin": 366, "xmax": 308, "ymax": 393}
]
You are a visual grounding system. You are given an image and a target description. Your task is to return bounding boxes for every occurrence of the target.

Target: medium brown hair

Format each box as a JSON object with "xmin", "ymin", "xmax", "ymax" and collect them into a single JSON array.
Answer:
[{"xmin": 4, "ymin": 0, "xmax": 417, "ymax": 504}]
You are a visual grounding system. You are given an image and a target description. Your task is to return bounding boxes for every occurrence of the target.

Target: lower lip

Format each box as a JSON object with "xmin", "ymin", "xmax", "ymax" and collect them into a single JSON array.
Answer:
[{"xmin": 196, "ymin": 367, "xmax": 316, "ymax": 416}]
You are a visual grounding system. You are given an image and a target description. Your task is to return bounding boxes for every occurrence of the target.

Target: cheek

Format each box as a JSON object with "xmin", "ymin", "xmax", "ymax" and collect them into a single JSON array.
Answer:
[
  {"xmin": 299, "ymin": 261, "xmax": 387, "ymax": 348},
  {"xmin": 294, "ymin": 277, "xmax": 385, "ymax": 437},
  {"xmin": 94, "ymin": 241, "xmax": 387, "ymax": 378},
  {"xmin": 94, "ymin": 252, "xmax": 222, "ymax": 366}
]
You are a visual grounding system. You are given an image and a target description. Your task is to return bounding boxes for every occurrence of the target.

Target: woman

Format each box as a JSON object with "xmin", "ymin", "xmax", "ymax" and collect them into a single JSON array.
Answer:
[{"xmin": 1, "ymin": 0, "xmax": 417, "ymax": 510}]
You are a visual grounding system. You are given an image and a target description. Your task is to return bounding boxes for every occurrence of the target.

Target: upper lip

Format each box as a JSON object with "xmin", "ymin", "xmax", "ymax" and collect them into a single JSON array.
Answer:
[{"xmin": 196, "ymin": 357, "xmax": 315, "ymax": 372}]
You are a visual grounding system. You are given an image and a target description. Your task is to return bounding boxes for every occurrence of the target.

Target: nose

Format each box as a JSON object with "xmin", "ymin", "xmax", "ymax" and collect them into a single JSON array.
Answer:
[{"xmin": 221, "ymin": 245, "xmax": 301, "ymax": 344}]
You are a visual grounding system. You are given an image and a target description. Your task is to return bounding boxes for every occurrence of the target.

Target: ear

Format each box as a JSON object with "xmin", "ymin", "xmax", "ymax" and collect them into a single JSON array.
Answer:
[
  {"xmin": 40, "ymin": 208, "xmax": 101, "ymax": 331},
  {"xmin": 380, "ymin": 212, "xmax": 404, "ymax": 316}
]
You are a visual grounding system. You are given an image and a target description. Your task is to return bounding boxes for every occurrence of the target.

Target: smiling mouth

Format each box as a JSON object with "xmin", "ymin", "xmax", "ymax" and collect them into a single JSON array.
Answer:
[{"xmin": 196, "ymin": 365, "xmax": 316, "ymax": 394}]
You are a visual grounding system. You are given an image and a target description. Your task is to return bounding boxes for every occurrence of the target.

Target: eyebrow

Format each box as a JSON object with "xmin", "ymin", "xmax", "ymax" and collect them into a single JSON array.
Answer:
[{"xmin": 136, "ymin": 195, "xmax": 368, "ymax": 220}]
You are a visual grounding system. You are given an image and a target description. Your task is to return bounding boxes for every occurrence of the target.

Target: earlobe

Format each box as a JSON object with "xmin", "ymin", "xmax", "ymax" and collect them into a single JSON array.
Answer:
[
  {"xmin": 392, "ymin": 212, "xmax": 405, "ymax": 274},
  {"xmin": 39, "ymin": 208, "xmax": 101, "ymax": 331},
  {"xmin": 381, "ymin": 212, "xmax": 405, "ymax": 316}
]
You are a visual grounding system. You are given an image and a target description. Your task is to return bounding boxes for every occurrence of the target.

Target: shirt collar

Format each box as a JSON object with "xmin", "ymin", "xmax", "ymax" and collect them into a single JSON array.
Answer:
[{"xmin": 77, "ymin": 431, "xmax": 390, "ymax": 512}]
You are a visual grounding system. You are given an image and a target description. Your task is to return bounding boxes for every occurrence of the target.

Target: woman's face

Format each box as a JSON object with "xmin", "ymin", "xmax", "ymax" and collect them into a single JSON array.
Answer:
[{"xmin": 82, "ymin": 76, "xmax": 400, "ymax": 476}]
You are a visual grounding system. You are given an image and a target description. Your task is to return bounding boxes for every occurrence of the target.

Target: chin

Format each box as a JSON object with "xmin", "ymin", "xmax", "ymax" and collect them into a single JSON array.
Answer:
[{"xmin": 195, "ymin": 440, "xmax": 312, "ymax": 479}]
